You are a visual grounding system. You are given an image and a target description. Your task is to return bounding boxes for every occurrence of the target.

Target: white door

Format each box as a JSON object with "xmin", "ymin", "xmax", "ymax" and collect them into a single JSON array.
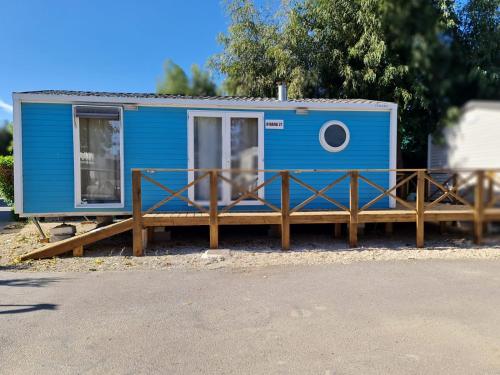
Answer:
[{"xmin": 188, "ymin": 111, "xmax": 264, "ymax": 205}]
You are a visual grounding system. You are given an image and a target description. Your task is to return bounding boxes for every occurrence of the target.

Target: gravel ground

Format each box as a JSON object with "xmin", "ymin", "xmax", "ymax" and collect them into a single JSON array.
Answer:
[{"xmin": 1, "ymin": 220, "xmax": 500, "ymax": 273}]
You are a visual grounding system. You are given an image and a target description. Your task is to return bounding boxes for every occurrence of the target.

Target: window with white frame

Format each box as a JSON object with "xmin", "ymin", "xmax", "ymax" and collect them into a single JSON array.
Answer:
[
  {"xmin": 319, "ymin": 120, "xmax": 350, "ymax": 152},
  {"xmin": 73, "ymin": 105, "xmax": 124, "ymax": 207},
  {"xmin": 188, "ymin": 111, "xmax": 264, "ymax": 205}
]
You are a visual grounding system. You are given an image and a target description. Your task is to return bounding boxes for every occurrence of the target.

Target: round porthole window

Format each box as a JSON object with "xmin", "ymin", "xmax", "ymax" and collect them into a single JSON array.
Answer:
[{"xmin": 319, "ymin": 121, "xmax": 350, "ymax": 152}]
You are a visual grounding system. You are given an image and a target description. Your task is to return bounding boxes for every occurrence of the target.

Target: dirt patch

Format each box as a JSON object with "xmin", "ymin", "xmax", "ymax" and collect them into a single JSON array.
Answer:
[{"xmin": 1, "ymin": 220, "xmax": 500, "ymax": 272}]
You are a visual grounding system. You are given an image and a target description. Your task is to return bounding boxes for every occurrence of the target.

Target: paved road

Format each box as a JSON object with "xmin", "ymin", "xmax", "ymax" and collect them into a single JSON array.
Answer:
[{"xmin": 1, "ymin": 260, "xmax": 500, "ymax": 374}]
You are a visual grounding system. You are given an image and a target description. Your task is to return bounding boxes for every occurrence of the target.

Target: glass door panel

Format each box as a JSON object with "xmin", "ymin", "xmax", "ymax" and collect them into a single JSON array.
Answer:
[
  {"xmin": 193, "ymin": 116, "xmax": 222, "ymax": 201},
  {"xmin": 230, "ymin": 117, "xmax": 259, "ymax": 200}
]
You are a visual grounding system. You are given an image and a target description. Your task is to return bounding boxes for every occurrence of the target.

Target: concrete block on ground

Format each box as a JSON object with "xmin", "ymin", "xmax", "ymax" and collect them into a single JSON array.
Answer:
[
  {"xmin": 141, "ymin": 228, "xmax": 149, "ymax": 249},
  {"xmin": 49, "ymin": 224, "xmax": 76, "ymax": 243},
  {"xmin": 50, "ymin": 234, "xmax": 73, "ymax": 243},
  {"xmin": 50, "ymin": 224, "xmax": 76, "ymax": 236},
  {"xmin": 385, "ymin": 222, "xmax": 393, "ymax": 235},
  {"xmin": 267, "ymin": 225, "xmax": 281, "ymax": 237},
  {"xmin": 357, "ymin": 223, "xmax": 366, "ymax": 235},
  {"xmin": 96, "ymin": 216, "xmax": 114, "ymax": 227},
  {"xmin": 153, "ymin": 227, "xmax": 172, "ymax": 241}
]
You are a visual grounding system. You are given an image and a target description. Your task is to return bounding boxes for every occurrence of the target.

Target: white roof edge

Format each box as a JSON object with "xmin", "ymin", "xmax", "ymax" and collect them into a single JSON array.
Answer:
[
  {"xmin": 13, "ymin": 93, "xmax": 397, "ymax": 111},
  {"xmin": 463, "ymin": 100, "xmax": 500, "ymax": 112}
]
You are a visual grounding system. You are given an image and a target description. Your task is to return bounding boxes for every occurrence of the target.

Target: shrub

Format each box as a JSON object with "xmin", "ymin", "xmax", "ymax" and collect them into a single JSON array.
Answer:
[{"xmin": 0, "ymin": 155, "xmax": 14, "ymax": 205}]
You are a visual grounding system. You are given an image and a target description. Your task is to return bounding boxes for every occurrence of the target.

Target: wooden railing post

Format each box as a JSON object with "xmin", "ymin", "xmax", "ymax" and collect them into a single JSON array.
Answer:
[
  {"xmin": 349, "ymin": 171, "xmax": 359, "ymax": 248},
  {"xmin": 474, "ymin": 170, "xmax": 485, "ymax": 245},
  {"xmin": 281, "ymin": 171, "xmax": 290, "ymax": 250},
  {"xmin": 132, "ymin": 170, "xmax": 144, "ymax": 256},
  {"xmin": 209, "ymin": 170, "xmax": 219, "ymax": 249},
  {"xmin": 416, "ymin": 170, "xmax": 425, "ymax": 248}
]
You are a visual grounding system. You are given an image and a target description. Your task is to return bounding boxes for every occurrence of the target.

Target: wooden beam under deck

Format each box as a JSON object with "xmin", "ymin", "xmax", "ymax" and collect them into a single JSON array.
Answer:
[
  {"xmin": 290, "ymin": 211, "xmax": 349, "ymax": 224},
  {"xmin": 358, "ymin": 210, "xmax": 415, "ymax": 223},
  {"xmin": 143, "ymin": 213, "xmax": 209, "ymax": 226}
]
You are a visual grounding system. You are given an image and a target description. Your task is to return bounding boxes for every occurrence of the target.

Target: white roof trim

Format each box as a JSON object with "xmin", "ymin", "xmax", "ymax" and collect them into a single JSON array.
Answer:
[
  {"xmin": 13, "ymin": 93, "xmax": 397, "ymax": 112},
  {"xmin": 463, "ymin": 100, "xmax": 500, "ymax": 112}
]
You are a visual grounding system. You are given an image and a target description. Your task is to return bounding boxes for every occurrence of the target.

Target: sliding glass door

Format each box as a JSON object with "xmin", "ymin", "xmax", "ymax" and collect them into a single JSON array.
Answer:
[{"xmin": 188, "ymin": 111, "xmax": 264, "ymax": 205}]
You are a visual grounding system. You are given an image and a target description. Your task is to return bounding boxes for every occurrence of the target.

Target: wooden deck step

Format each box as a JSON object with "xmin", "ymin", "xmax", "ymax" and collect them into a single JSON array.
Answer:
[{"xmin": 20, "ymin": 218, "xmax": 134, "ymax": 260}]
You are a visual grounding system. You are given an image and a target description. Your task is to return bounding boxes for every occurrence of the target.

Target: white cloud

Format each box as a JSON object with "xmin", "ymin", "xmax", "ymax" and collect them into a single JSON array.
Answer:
[{"xmin": 0, "ymin": 99, "xmax": 13, "ymax": 114}]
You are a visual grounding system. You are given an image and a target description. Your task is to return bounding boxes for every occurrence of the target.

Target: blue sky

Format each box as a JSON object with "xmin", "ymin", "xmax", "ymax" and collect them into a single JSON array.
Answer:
[{"xmin": 0, "ymin": 0, "xmax": 242, "ymax": 124}]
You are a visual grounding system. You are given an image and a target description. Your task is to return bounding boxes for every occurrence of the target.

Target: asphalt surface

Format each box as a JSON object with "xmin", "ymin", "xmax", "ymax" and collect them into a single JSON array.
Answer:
[{"xmin": 1, "ymin": 260, "xmax": 500, "ymax": 374}]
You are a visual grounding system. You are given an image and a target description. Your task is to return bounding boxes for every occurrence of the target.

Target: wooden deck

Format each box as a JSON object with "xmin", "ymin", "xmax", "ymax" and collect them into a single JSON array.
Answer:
[
  {"xmin": 20, "ymin": 168, "xmax": 500, "ymax": 260},
  {"xmin": 131, "ymin": 168, "xmax": 500, "ymax": 256}
]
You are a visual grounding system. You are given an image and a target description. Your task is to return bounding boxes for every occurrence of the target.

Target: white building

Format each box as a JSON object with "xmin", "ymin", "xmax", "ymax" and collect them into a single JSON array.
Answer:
[{"xmin": 428, "ymin": 101, "xmax": 500, "ymax": 170}]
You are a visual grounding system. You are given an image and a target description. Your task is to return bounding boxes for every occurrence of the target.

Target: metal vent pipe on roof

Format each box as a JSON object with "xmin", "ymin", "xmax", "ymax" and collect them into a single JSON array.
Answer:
[{"xmin": 278, "ymin": 83, "xmax": 287, "ymax": 101}]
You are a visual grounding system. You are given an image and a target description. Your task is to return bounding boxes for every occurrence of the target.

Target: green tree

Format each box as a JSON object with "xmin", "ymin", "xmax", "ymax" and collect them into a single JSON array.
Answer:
[
  {"xmin": 157, "ymin": 59, "xmax": 190, "ymax": 95},
  {"xmin": 190, "ymin": 65, "xmax": 217, "ymax": 96},
  {"xmin": 157, "ymin": 60, "xmax": 217, "ymax": 96},
  {"xmin": 0, "ymin": 155, "xmax": 14, "ymax": 204},
  {"xmin": 0, "ymin": 121, "xmax": 13, "ymax": 156},
  {"xmin": 210, "ymin": 0, "xmax": 281, "ymax": 97},
  {"xmin": 210, "ymin": 0, "xmax": 500, "ymax": 165},
  {"xmin": 452, "ymin": 0, "xmax": 500, "ymax": 101}
]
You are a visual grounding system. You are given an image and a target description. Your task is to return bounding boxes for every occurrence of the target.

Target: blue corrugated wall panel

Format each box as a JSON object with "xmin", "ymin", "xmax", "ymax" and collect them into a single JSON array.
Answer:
[{"xmin": 21, "ymin": 103, "xmax": 391, "ymax": 214}]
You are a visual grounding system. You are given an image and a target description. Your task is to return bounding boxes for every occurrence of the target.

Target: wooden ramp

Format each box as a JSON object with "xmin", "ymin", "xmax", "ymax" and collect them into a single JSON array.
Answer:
[{"xmin": 20, "ymin": 218, "xmax": 133, "ymax": 260}]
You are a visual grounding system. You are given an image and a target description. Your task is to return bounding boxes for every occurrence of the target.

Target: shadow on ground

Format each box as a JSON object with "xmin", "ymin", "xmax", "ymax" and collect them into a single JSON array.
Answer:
[
  {"xmin": 0, "ymin": 277, "xmax": 63, "ymax": 287},
  {"xmin": 0, "ymin": 304, "xmax": 58, "ymax": 315}
]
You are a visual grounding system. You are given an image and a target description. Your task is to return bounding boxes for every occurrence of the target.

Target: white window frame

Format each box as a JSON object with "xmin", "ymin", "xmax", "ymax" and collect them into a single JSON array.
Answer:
[
  {"xmin": 72, "ymin": 105, "xmax": 125, "ymax": 209},
  {"xmin": 187, "ymin": 110, "xmax": 265, "ymax": 206},
  {"xmin": 319, "ymin": 120, "xmax": 350, "ymax": 152}
]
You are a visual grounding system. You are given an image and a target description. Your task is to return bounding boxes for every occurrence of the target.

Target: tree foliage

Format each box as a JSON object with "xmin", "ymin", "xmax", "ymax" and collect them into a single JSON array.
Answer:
[
  {"xmin": 210, "ymin": 0, "xmax": 500, "ymax": 165},
  {"xmin": 0, "ymin": 121, "xmax": 13, "ymax": 156},
  {"xmin": 157, "ymin": 60, "xmax": 190, "ymax": 95},
  {"xmin": 190, "ymin": 65, "xmax": 218, "ymax": 96},
  {"xmin": 157, "ymin": 59, "xmax": 217, "ymax": 96},
  {"xmin": 0, "ymin": 155, "xmax": 14, "ymax": 205}
]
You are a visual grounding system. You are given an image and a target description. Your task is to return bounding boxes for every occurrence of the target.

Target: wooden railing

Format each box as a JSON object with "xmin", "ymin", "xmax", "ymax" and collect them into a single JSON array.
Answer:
[{"xmin": 132, "ymin": 168, "xmax": 500, "ymax": 255}]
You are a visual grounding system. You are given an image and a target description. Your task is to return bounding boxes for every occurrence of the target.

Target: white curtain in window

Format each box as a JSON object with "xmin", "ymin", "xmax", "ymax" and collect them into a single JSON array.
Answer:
[
  {"xmin": 79, "ymin": 118, "xmax": 121, "ymax": 204},
  {"xmin": 194, "ymin": 116, "xmax": 222, "ymax": 201},
  {"xmin": 230, "ymin": 117, "xmax": 258, "ymax": 200}
]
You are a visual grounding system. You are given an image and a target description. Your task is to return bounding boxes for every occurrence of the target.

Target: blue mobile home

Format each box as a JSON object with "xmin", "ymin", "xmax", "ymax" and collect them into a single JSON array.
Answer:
[{"xmin": 12, "ymin": 90, "xmax": 397, "ymax": 217}]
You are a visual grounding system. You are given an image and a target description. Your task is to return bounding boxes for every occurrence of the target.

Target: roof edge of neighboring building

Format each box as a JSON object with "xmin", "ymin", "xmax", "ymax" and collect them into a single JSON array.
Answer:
[{"xmin": 464, "ymin": 100, "xmax": 500, "ymax": 112}]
